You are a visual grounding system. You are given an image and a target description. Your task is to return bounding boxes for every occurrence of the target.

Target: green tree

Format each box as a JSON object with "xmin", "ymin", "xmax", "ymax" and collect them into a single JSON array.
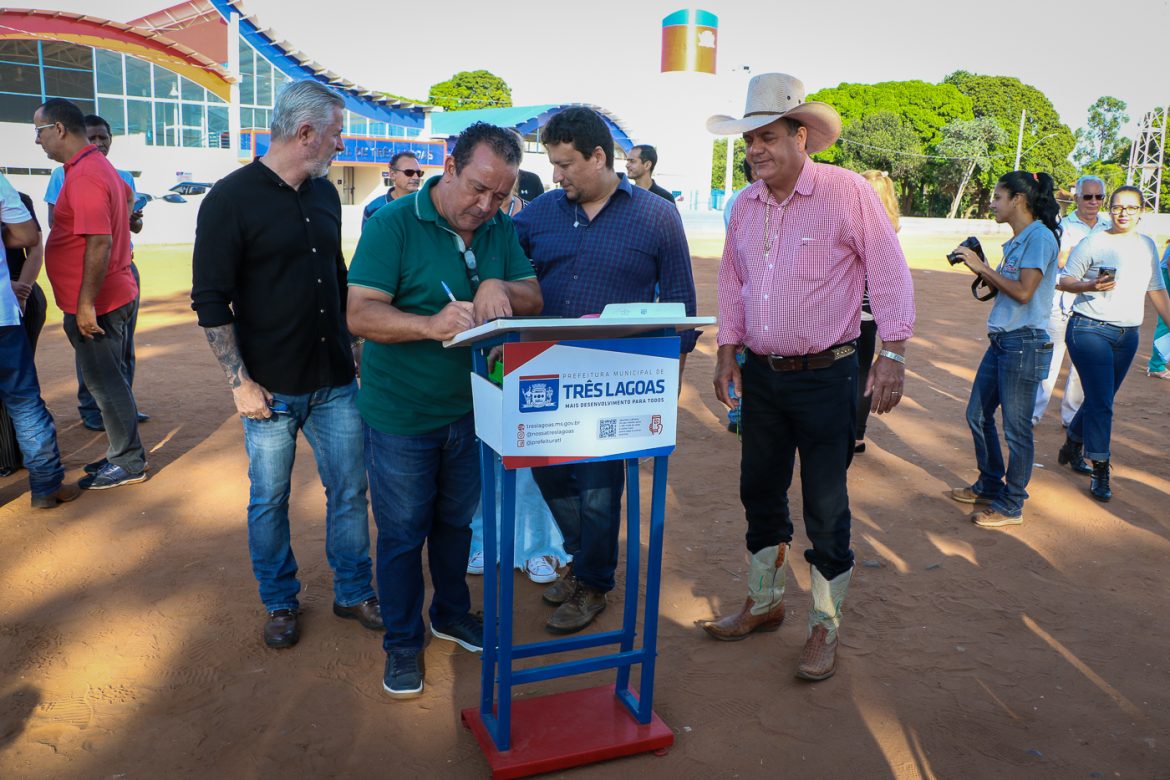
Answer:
[
  {"xmin": 943, "ymin": 71, "xmax": 1076, "ymax": 200},
  {"xmin": 837, "ymin": 111, "xmax": 924, "ymax": 179},
  {"xmin": 936, "ymin": 116, "xmax": 1008, "ymax": 218},
  {"xmin": 711, "ymin": 138, "xmax": 747, "ymax": 191},
  {"xmin": 427, "ymin": 70, "xmax": 512, "ymax": 111},
  {"xmin": 1074, "ymin": 96, "xmax": 1130, "ymax": 166},
  {"xmin": 808, "ymin": 80, "xmax": 973, "ymax": 166}
]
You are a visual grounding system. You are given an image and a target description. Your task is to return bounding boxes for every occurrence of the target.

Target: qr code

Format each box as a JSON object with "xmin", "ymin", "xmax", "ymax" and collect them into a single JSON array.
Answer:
[{"xmin": 599, "ymin": 419, "xmax": 617, "ymax": 439}]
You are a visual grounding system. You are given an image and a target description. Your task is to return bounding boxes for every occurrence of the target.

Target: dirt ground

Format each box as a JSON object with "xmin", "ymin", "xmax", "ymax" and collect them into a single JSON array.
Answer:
[{"xmin": 2, "ymin": 257, "xmax": 1168, "ymax": 780}]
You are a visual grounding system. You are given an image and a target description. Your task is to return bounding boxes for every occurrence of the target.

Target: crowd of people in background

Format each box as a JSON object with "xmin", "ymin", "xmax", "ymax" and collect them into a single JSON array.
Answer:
[{"xmin": 2, "ymin": 71, "xmax": 1168, "ymax": 700}]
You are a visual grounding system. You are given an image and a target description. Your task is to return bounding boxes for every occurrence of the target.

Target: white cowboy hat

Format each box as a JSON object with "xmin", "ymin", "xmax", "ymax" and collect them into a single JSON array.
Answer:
[{"xmin": 707, "ymin": 72, "xmax": 842, "ymax": 154}]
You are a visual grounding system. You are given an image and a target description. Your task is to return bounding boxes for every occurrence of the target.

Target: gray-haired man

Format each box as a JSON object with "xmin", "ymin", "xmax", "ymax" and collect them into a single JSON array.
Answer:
[
  {"xmin": 1037, "ymin": 176, "xmax": 1109, "ymax": 433},
  {"xmin": 192, "ymin": 80, "xmax": 381, "ymax": 649}
]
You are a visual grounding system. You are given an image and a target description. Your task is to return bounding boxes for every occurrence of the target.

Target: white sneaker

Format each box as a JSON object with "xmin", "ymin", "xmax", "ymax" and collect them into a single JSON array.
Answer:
[
  {"xmin": 525, "ymin": 555, "xmax": 558, "ymax": 584},
  {"xmin": 467, "ymin": 550, "xmax": 485, "ymax": 575}
]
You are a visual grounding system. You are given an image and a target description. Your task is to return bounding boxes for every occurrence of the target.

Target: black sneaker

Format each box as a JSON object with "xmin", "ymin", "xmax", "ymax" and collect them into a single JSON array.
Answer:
[
  {"xmin": 79, "ymin": 462, "xmax": 148, "ymax": 490},
  {"xmin": 431, "ymin": 613, "xmax": 484, "ymax": 653},
  {"xmin": 383, "ymin": 650, "xmax": 425, "ymax": 699},
  {"xmin": 85, "ymin": 458, "xmax": 149, "ymax": 476}
]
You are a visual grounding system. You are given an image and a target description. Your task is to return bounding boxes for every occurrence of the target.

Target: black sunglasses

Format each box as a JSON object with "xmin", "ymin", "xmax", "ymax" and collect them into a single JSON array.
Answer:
[
  {"xmin": 393, "ymin": 168, "xmax": 424, "ymax": 178},
  {"xmin": 1080, "ymin": 193, "xmax": 1105, "ymax": 201}
]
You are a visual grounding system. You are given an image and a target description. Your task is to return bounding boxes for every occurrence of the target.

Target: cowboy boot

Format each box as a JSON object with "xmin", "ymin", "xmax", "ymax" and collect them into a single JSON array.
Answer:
[
  {"xmin": 1089, "ymin": 459, "xmax": 1112, "ymax": 502},
  {"xmin": 698, "ymin": 543, "xmax": 788, "ymax": 641},
  {"xmin": 1057, "ymin": 437, "xmax": 1092, "ymax": 475},
  {"xmin": 796, "ymin": 566, "xmax": 852, "ymax": 681}
]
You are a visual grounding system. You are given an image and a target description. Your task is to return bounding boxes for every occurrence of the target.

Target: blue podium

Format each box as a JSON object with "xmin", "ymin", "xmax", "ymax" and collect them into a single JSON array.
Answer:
[{"xmin": 446, "ymin": 307, "xmax": 713, "ymax": 778}]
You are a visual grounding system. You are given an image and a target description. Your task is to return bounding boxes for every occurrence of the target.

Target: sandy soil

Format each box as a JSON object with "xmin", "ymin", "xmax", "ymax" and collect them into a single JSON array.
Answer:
[{"xmin": 2, "ymin": 259, "xmax": 1168, "ymax": 779}]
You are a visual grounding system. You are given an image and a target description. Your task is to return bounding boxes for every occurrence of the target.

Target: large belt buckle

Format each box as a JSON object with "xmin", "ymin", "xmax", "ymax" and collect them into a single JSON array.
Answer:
[{"xmin": 830, "ymin": 345, "xmax": 856, "ymax": 361}]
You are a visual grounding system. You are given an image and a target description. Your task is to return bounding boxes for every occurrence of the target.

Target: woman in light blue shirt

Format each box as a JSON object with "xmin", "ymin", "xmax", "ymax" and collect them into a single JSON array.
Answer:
[
  {"xmin": 948, "ymin": 171, "xmax": 1061, "ymax": 528},
  {"xmin": 1058, "ymin": 185, "xmax": 1170, "ymax": 501}
]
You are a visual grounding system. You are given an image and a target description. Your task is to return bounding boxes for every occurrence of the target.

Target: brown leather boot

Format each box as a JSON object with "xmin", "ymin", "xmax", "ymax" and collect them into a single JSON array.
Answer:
[
  {"xmin": 698, "ymin": 597, "xmax": 785, "ymax": 641},
  {"xmin": 542, "ymin": 565, "xmax": 577, "ymax": 606},
  {"xmin": 795, "ymin": 624, "xmax": 837, "ymax": 681},
  {"xmin": 697, "ymin": 543, "xmax": 788, "ymax": 641},
  {"xmin": 795, "ymin": 566, "xmax": 852, "ymax": 681}
]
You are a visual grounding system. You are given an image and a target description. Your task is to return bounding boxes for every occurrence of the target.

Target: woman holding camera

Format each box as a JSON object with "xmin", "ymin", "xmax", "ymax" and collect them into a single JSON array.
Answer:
[
  {"xmin": 949, "ymin": 171, "xmax": 1061, "ymax": 528},
  {"xmin": 1056, "ymin": 186, "xmax": 1170, "ymax": 501}
]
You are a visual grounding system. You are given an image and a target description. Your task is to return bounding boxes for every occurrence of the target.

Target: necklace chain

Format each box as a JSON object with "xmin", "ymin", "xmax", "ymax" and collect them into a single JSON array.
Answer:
[{"xmin": 762, "ymin": 198, "xmax": 774, "ymax": 255}]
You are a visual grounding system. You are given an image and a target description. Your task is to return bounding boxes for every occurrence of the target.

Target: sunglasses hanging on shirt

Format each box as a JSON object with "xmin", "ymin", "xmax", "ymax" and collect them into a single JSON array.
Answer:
[{"xmin": 450, "ymin": 233, "xmax": 480, "ymax": 292}]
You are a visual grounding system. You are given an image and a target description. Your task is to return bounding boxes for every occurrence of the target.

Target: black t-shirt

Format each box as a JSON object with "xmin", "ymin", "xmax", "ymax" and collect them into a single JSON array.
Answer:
[{"xmin": 191, "ymin": 160, "xmax": 355, "ymax": 395}]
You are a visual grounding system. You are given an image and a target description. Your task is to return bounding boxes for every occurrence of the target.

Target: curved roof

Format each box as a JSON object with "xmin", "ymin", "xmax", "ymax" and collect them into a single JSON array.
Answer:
[
  {"xmin": 0, "ymin": 8, "xmax": 231, "ymax": 99},
  {"xmin": 430, "ymin": 104, "xmax": 635, "ymax": 152},
  {"xmin": 207, "ymin": 0, "xmax": 429, "ymax": 129}
]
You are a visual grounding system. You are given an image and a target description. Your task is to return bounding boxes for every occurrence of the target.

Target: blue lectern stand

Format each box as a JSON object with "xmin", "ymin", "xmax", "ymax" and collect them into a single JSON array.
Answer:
[{"xmin": 445, "ymin": 309, "xmax": 713, "ymax": 779}]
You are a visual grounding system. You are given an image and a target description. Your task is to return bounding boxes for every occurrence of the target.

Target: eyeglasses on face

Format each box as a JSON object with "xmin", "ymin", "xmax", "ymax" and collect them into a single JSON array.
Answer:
[
  {"xmin": 1109, "ymin": 205, "xmax": 1141, "ymax": 215},
  {"xmin": 1079, "ymin": 193, "xmax": 1105, "ymax": 201},
  {"xmin": 393, "ymin": 168, "xmax": 424, "ymax": 178},
  {"xmin": 33, "ymin": 122, "xmax": 56, "ymax": 139}
]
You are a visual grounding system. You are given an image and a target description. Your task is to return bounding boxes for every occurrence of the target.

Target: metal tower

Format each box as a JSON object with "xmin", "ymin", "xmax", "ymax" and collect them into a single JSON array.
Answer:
[{"xmin": 1126, "ymin": 106, "xmax": 1167, "ymax": 211}]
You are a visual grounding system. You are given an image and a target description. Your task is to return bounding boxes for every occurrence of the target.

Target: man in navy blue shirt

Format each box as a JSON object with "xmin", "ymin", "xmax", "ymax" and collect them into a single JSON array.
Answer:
[{"xmin": 514, "ymin": 106, "xmax": 698, "ymax": 634}]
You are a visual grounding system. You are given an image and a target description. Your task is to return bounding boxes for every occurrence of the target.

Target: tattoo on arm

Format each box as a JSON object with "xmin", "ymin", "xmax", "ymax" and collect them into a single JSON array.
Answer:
[{"xmin": 204, "ymin": 324, "xmax": 250, "ymax": 389}]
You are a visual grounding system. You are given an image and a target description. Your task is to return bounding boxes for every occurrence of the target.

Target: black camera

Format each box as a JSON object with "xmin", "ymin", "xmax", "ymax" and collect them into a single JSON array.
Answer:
[
  {"xmin": 947, "ymin": 236, "xmax": 997, "ymax": 301},
  {"xmin": 946, "ymin": 236, "xmax": 985, "ymax": 266}
]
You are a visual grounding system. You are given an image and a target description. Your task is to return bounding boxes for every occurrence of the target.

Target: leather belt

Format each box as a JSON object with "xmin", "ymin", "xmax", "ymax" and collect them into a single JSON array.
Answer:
[{"xmin": 748, "ymin": 344, "xmax": 856, "ymax": 372}]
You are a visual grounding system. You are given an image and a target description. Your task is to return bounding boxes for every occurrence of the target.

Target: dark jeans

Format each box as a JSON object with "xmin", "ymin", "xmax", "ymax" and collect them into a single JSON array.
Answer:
[
  {"xmin": 855, "ymin": 319, "xmax": 877, "ymax": 440},
  {"xmin": 365, "ymin": 414, "xmax": 479, "ymax": 653},
  {"xmin": 0, "ymin": 325, "xmax": 64, "ymax": 497},
  {"xmin": 1065, "ymin": 314, "xmax": 1139, "ymax": 462},
  {"xmin": 62, "ymin": 299, "xmax": 145, "ymax": 473},
  {"xmin": 532, "ymin": 459, "xmax": 625, "ymax": 593},
  {"xmin": 966, "ymin": 328, "xmax": 1053, "ymax": 516},
  {"xmin": 77, "ymin": 262, "xmax": 139, "ymax": 427},
  {"xmin": 740, "ymin": 353, "xmax": 857, "ymax": 580}
]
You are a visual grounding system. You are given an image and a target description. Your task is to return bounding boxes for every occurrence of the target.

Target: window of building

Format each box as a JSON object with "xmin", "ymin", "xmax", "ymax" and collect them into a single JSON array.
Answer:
[
  {"xmin": 126, "ymin": 99, "xmax": 152, "ymax": 142},
  {"xmin": 125, "ymin": 57, "xmax": 151, "ymax": 98},
  {"xmin": 95, "ymin": 50, "xmax": 123, "ymax": 95},
  {"xmin": 97, "ymin": 96, "xmax": 127, "ymax": 133},
  {"xmin": 154, "ymin": 101, "xmax": 178, "ymax": 146},
  {"xmin": 180, "ymin": 77, "xmax": 205, "ymax": 102},
  {"xmin": 153, "ymin": 64, "xmax": 179, "ymax": 100}
]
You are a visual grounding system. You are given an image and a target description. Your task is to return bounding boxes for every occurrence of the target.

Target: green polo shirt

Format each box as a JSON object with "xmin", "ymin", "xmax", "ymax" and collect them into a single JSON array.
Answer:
[{"xmin": 349, "ymin": 176, "xmax": 536, "ymax": 435}]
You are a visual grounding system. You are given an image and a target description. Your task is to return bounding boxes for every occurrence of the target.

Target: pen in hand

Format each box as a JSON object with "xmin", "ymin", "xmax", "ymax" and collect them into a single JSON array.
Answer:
[{"xmin": 441, "ymin": 281, "xmax": 457, "ymax": 302}]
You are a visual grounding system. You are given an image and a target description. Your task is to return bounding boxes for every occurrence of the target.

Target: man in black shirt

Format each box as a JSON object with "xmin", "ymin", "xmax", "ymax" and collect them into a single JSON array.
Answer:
[
  {"xmin": 625, "ymin": 144, "xmax": 675, "ymax": 203},
  {"xmin": 192, "ymin": 80, "xmax": 380, "ymax": 650}
]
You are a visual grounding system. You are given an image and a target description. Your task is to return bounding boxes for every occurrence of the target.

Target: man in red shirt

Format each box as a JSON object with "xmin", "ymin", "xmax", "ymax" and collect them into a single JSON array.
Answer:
[
  {"xmin": 34, "ymin": 98, "xmax": 147, "ymax": 489},
  {"xmin": 699, "ymin": 74, "xmax": 916, "ymax": 681}
]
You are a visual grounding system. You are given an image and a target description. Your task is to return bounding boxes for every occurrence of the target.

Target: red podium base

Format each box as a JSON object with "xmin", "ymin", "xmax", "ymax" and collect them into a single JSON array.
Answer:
[{"xmin": 461, "ymin": 685, "xmax": 674, "ymax": 779}]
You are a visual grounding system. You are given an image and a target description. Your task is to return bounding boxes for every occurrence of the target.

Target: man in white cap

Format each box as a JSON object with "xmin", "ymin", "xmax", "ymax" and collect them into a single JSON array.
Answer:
[{"xmin": 699, "ymin": 73, "xmax": 916, "ymax": 681}]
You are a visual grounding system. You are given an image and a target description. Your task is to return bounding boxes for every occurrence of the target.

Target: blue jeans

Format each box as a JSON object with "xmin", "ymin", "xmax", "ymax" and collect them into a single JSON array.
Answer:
[
  {"xmin": 241, "ymin": 380, "xmax": 373, "ymax": 612},
  {"xmin": 532, "ymin": 459, "xmax": 625, "ymax": 593},
  {"xmin": 77, "ymin": 262, "xmax": 139, "ymax": 427},
  {"xmin": 470, "ymin": 465, "xmax": 569, "ymax": 569},
  {"xmin": 0, "ymin": 325, "xmax": 65, "ymax": 498},
  {"xmin": 1065, "ymin": 314, "xmax": 1139, "ymax": 462},
  {"xmin": 966, "ymin": 328, "xmax": 1053, "ymax": 516},
  {"xmin": 364, "ymin": 414, "xmax": 479, "ymax": 653}
]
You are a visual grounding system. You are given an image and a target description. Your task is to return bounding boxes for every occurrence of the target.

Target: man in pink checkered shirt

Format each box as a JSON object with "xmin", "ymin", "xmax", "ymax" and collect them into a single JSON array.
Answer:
[{"xmin": 698, "ymin": 73, "xmax": 916, "ymax": 681}]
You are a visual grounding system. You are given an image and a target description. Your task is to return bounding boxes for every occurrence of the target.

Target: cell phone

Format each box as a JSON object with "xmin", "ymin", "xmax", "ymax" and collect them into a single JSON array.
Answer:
[
  {"xmin": 1097, "ymin": 266, "xmax": 1116, "ymax": 281},
  {"xmin": 268, "ymin": 399, "xmax": 291, "ymax": 415}
]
